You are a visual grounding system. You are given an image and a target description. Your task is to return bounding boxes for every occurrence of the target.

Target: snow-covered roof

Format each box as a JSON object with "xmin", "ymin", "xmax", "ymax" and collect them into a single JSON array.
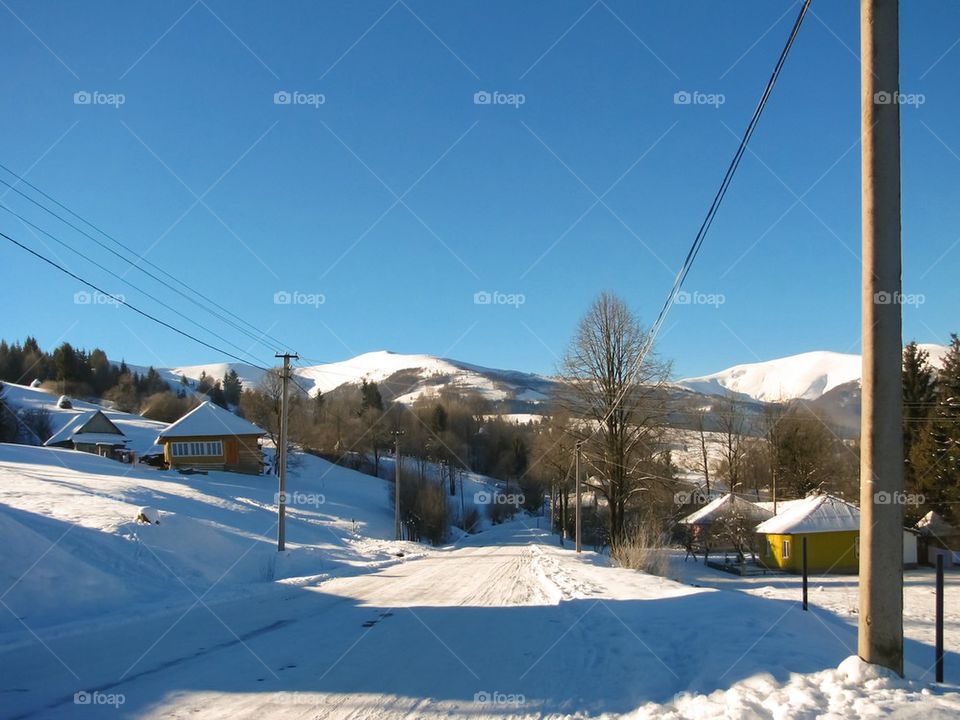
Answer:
[
  {"xmin": 157, "ymin": 401, "xmax": 265, "ymax": 440},
  {"xmin": 755, "ymin": 498, "xmax": 809, "ymax": 515},
  {"xmin": 44, "ymin": 410, "xmax": 124, "ymax": 447},
  {"xmin": 680, "ymin": 494, "xmax": 774, "ymax": 526},
  {"xmin": 69, "ymin": 433, "xmax": 129, "ymax": 446},
  {"xmin": 755, "ymin": 494, "xmax": 860, "ymax": 535},
  {"xmin": 915, "ymin": 510, "xmax": 955, "ymax": 536}
]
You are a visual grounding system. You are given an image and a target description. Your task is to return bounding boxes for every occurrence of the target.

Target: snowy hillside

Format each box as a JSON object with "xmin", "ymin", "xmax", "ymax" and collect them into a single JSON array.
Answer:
[
  {"xmin": 2, "ymin": 382, "xmax": 168, "ymax": 455},
  {"xmin": 678, "ymin": 344, "xmax": 949, "ymax": 402},
  {"xmin": 167, "ymin": 350, "xmax": 556, "ymax": 410}
]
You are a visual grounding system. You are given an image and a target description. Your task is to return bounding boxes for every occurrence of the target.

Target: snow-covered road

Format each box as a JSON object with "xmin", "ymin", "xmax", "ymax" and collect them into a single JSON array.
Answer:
[{"xmin": 4, "ymin": 521, "xmax": 958, "ymax": 719}]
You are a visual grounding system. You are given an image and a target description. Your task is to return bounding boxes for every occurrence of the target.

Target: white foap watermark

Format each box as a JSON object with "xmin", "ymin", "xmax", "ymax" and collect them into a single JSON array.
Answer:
[
  {"xmin": 473, "ymin": 90, "xmax": 525, "ymax": 108},
  {"xmin": 674, "ymin": 489, "xmax": 710, "ymax": 505},
  {"xmin": 674, "ymin": 90, "xmax": 725, "ymax": 108},
  {"xmin": 74, "ymin": 290, "xmax": 123, "ymax": 307},
  {"xmin": 675, "ymin": 290, "xmax": 725, "ymax": 308},
  {"xmin": 474, "ymin": 490, "xmax": 524, "ymax": 506},
  {"xmin": 274, "ymin": 90, "xmax": 326, "ymax": 108},
  {"xmin": 473, "ymin": 290, "xmax": 525, "ymax": 308},
  {"xmin": 274, "ymin": 290, "xmax": 325, "ymax": 308},
  {"xmin": 473, "ymin": 690, "xmax": 525, "ymax": 708},
  {"xmin": 874, "ymin": 91, "xmax": 925, "ymax": 108},
  {"xmin": 74, "ymin": 690, "xmax": 125, "ymax": 708},
  {"xmin": 873, "ymin": 291, "xmax": 925, "ymax": 307},
  {"xmin": 874, "ymin": 491, "xmax": 925, "ymax": 507},
  {"xmin": 74, "ymin": 90, "xmax": 125, "ymax": 108},
  {"xmin": 275, "ymin": 491, "xmax": 326, "ymax": 507}
]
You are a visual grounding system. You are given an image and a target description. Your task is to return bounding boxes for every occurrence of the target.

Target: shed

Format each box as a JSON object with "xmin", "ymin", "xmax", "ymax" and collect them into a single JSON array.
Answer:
[{"xmin": 44, "ymin": 410, "xmax": 128, "ymax": 457}]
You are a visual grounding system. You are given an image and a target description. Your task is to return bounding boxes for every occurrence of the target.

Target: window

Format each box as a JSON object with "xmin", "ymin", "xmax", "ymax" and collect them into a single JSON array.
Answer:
[
  {"xmin": 171, "ymin": 440, "xmax": 223, "ymax": 457},
  {"xmin": 782, "ymin": 539, "xmax": 791, "ymax": 559}
]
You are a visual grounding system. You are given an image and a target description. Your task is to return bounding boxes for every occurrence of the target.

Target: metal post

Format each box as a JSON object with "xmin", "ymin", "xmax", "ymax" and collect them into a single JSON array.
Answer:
[
  {"xmin": 275, "ymin": 352, "xmax": 298, "ymax": 552},
  {"xmin": 858, "ymin": 0, "xmax": 904, "ymax": 676},
  {"xmin": 392, "ymin": 429, "xmax": 404, "ymax": 541},
  {"xmin": 936, "ymin": 553, "xmax": 944, "ymax": 682},
  {"xmin": 575, "ymin": 441, "xmax": 583, "ymax": 553},
  {"xmin": 802, "ymin": 537, "xmax": 808, "ymax": 611}
]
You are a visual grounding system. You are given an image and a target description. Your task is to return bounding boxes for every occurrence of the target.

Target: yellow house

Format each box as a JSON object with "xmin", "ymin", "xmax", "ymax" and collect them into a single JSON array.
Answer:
[
  {"xmin": 157, "ymin": 401, "xmax": 265, "ymax": 475},
  {"xmin": 756, "ymin": 495, "xmax": 861, "ymax": 574}
]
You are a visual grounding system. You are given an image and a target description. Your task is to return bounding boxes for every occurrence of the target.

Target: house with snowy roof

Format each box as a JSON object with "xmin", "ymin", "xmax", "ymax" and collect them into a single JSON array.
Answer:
[
  {"xmin": 44, "ymin": 409, "xmax": 128, "ymax": 457},
  {"xmin": 157, "ymin": 401, "xmax": 265, "ymax": 475},
  {"xmin": 755, "ymin": 494, "xmax": 918, "ymax": 573}
]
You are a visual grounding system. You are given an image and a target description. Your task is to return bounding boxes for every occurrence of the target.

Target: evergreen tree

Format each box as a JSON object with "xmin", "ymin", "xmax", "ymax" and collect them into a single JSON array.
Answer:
[
  {"xmin": 222, "ymin": 369, "xmax": 243, "ymax": 406},
  {"xmin": 903, "ymin": 342, "xmax": 938, "ymax": 498},
  {"xmin": 209, "ymin": 381, "xmax": 227, "ymax": 408},
  {"xmin": 360, "ymin": 379, "xmax": 383, "ymax": 412}
]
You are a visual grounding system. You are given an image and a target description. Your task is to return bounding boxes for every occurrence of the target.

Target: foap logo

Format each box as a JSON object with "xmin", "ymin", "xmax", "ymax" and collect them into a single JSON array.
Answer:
[
  {"xmin": 874, "ymin": 90, "xmax": 925, "ymax": 108},
  {"xmin": 74, "ymin": 690, "xmax": 125, "ymax": 708},
  {"xmin": 274, "ymin": 290, "xmax": 326, "ymax": 308},
  {"xmin": 74, "ymin": 290, "xmax": 123, "ymax": 307},
  {"xmin": 473, "ymin": 90, "xmax": 526, "ymax": 108},
  {"xmin": 275, "ymin": 491, "xmax": 326, "ymax": 507},
  {"xmin": 474, "ymin": 490, "xmax": 524, "ymax": 506},
  {"xmin": 474, "ymin": 690, "xmax": 525, "ymax": 708},
  {"xmin": 473, "ymin": 290, "xmax": 525, "ymax": 308},
  {"xmin": 674, "ymin": 489, "xmax": 710, "ymax": 505},
  {"xmin": 675, "ymin": 290, "xmax": 725, "ymax": 308},
  {"xmin": 873, "ymin": 290, "xmax": 925, "ymax": 307},
  {"xmin": 73, "ymin": 90, "xmax": 125, "ymax": 108},
  {"xmin": 673, "ymin": 90, "xmax": 725, "ymax": 108},
  {"xmin": 875, "ymin": 491, "xmax": 925, "ymax": 507},
  {"xmin": 273, "ymin": 90, "xmax": 326, "ymax": 108}
]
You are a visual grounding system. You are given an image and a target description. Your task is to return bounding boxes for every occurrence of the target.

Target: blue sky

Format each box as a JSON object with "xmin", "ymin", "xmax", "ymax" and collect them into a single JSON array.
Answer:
[{"xmin": 1, "ymin": 0, "xmax": 957, "ymax": 379}]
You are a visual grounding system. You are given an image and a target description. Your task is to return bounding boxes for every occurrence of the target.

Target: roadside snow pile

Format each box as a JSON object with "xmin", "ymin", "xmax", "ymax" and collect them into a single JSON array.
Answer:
[
  {"xmin": 0, "ymin": 443, "xmax": 401, "ymax": 636},
  {"xmin": 628, "ymin": 656, "xmax": 955, "ymax": 719}
]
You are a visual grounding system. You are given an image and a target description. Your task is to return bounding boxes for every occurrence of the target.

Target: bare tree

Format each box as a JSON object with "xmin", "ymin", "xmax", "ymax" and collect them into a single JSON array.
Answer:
[
  {"xmin": 557, "ymin": 292, "xmax": 671, "ymax": 547},
  {"xmin": 714, "ymin": 393, "xmax": 747, "ymax": 494}
]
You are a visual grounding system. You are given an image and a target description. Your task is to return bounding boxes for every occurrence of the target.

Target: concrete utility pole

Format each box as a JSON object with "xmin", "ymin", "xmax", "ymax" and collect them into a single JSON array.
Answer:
[
  {"xmin": 275, "ymin": 352, "xmax": 298, "ymax": 552},
  {"xmin": 575, "ymin": 440, "xmax": 583, "ymax": 553},
  {"xmin": 859, "ymin": 0, "xmax": 904, "ymax": 676},
  {"xmin": 392, "ymin": 429, "xmax": 404, "ymax": 541}
]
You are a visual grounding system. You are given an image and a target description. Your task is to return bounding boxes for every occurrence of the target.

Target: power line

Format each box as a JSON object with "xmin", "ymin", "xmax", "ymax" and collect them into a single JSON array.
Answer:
[
  {"xmin": 0, "ymin": 205, "xmax": 269, "ymax": 368},
  {"xmin": 584, "ymin": 0, "xmax": 813, "ymax": 444},
  {"xmin": 0, "ymin": 228, "xmax": 271, "ymax": 369},
  {"xmin": 0, "ymin": 165, "xmax": 289, "ymax": 353}
]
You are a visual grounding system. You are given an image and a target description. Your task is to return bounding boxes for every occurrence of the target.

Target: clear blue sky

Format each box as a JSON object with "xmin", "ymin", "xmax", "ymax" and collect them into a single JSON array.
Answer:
[{"xmin": 1, "ymin": 1, "xmax": 957, "ymax": 379}]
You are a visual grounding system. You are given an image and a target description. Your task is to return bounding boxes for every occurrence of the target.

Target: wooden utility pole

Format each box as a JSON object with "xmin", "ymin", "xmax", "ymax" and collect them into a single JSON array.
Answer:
[
  {"xmin": 575, "ymin": 440, "xmax": 583, "ymax": 553},
  {"xmin": 275, "ymin": 352, "xmax": 298, "ymax": 552},
  {"xmin": 859, "ymin": 0, "xmax": 904, "ymax": 676},
  {"xmin": 392, "ymin": 429, "xmax": 404, "ymax": 540}
]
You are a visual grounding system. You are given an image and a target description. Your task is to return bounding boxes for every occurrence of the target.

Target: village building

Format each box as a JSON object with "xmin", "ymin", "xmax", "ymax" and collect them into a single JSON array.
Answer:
[
  {"xmin": 156, "ymin": 401, "xmax": 265, "ymax": 475},
  {"xmin": 44, "ymin": 409, "xmax": 128, "ymax": 458}
]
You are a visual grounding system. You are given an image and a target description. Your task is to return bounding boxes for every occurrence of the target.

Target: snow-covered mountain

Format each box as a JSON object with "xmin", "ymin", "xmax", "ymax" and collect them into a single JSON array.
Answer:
[
  {"xmin": 163, "ymin": 351, "xmax": 557, "ymax": 411},
  {"xmin": 677, "ymin": 344, "xmax": 948, "ymax": 403}
]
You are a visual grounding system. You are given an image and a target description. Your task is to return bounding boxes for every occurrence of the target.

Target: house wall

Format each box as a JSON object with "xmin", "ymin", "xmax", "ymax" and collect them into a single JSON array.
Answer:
[
  {"xmin": 161, "ymin": 434, "xmax": 263, "ymax": 475},
  {"xmin": 82, "ymin": 413, "xmax": 122, "ymax": 435},
  {"xmin": 759, "ymin": 531, "xmax": 859, "ymax": 574}
]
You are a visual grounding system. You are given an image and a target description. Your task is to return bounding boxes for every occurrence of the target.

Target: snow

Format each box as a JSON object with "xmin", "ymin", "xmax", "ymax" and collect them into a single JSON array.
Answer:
[
  {"xmin": 678, "ymin": 351, "xmax": 864, "ymax": 402},
  {"xmin": 755, "ymin": 494, "xmax": 860, "ymax": 535},
  {"xmin": 680, "ymin": 493, "xmax": 774, "ymax": 526},
  {"xmin": 157, "ymin": 400, "xmax": 265, "ymax": 439},
  {"xmin": 2, "ymin": 382, "xmax": 167, "ymax": 455},
  {"xmin": 0, "ymin": 443, "xmax": 957, "ymax": 719}
]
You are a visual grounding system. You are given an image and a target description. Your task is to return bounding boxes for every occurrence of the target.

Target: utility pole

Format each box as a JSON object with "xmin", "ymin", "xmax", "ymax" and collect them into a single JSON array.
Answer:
[
  {"xmin": 392, "ymin": 429, "xmax": 404, "ymax": 541},
  {"xmin": 275, "ymin": 352, "xmax": 298, "ymax": 552},
  {"xmin": 575, "ymin": 440, "xmax": 583, "ymax": 553},
  {"xmin": 859, "ymin": 0, "xmax": 904, "ymax": 676}
]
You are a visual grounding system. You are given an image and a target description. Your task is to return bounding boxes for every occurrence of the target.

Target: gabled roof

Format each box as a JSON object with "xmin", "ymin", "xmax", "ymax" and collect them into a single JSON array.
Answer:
[
  {"xmin": 157, "ymin": 401, "xmax": 265, "ymax": 440},
  {"xmin": 755, "ymin": 494, "xmax": 860, "ymax": 535},
  {"xmin": 680, "ymin": 493, "xmax": 774, "ymax": 526},
  {"xmin": 44, "ymin": 410, "xmax": 125, "ymax": 447},
  {"xmin": 915, "ymin": 510, "xmax": 956, "ymax": 536}
]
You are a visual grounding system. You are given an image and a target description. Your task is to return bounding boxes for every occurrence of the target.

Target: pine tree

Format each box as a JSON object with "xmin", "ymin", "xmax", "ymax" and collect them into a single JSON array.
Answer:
[
  {"xmin": 222, "ymin": 369, "xmax": 243, "ymax": 406},
  {"xmin": 903, "ymin": 342, "xmax": 938, "ymax": 498},
  {"xmin": 360, "ymin": 379, "xmax": 383, "ymax": 412},
  {"xmin": 910, "ymin": 335, "xmax": 960, "ymax": 521}
]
